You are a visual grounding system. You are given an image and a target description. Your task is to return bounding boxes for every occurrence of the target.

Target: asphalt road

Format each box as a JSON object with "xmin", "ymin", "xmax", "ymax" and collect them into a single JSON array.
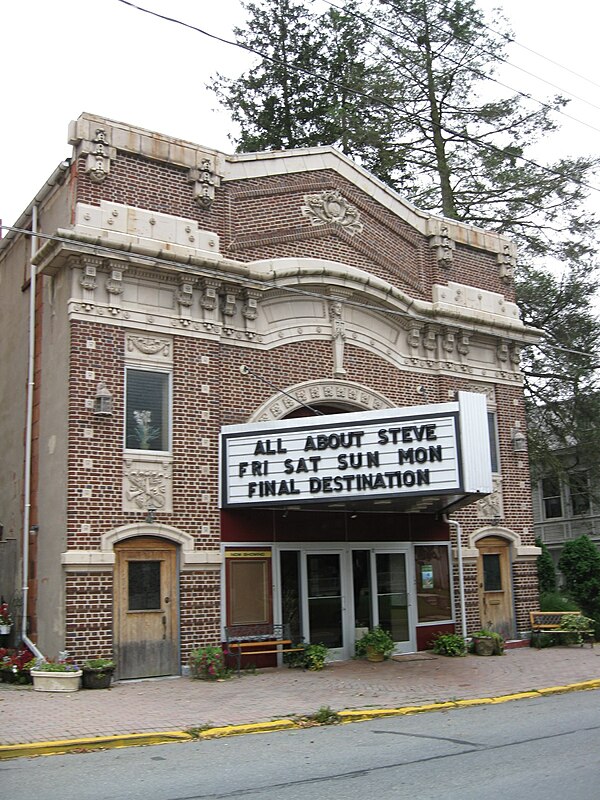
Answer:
[{"xmin": 3, "ymin": 689, "xmax": 600, "ymax": 799}]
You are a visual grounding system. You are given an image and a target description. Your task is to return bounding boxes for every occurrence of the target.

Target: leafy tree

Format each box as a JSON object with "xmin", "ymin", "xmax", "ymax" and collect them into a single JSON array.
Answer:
[
  {"xmin": 558, "ymin": 535, "xmax": 600, "ymax": 619},
  {"xmin": 536, "ymin": 537, "xmax": 557, "ymax": 595},
  {"xmin": 212, "ymin": 0, "xmax": 600, "ymax": 487}
]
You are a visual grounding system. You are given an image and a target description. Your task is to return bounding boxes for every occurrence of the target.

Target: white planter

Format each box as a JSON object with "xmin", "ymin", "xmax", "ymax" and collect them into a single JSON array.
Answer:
[
  {"xmin": 0, "ymin": 625, "xmax": 11, "ymax": 635},
  {"xmin": 31, "ymin": 669, "xmax": 82, "ymax": 692}
]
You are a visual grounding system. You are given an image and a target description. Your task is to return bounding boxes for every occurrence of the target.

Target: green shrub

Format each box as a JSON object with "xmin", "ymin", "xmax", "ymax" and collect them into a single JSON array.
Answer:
[
  {"xmin": 559, "ymin": 613, "xmax": 595, "ymax": 645},
  {"xmin": 284, "ymin": 642, "xmax": 328, "ymax": 671},
  {"xmin": 430, "ymin": 632, "xmax": 466, "ymax": 657},
  {"xmin": 536, "ymin": 537, "xmax": 557, "ymax": 594},
  {"xmin": 539, "ymin": 592, "xmax": 579, "ymax": 612},
  {"xmin": 189, "ymin": 646, "xmax": 230, "ymax": 680},
  {"xmin": 559, "ymin": 535, "xmax": 600, "ymax": 618}
]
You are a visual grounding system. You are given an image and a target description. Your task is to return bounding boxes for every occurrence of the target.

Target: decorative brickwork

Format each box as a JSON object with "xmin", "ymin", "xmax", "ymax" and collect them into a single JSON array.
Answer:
[{"xmin": 0, "ymin": 113, "xmax": 541, "ymax": 672}]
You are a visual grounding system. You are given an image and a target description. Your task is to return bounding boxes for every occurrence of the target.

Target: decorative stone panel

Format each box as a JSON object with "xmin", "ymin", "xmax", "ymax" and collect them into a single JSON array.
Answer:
[
  {"xmin": 125, "ymin": 333, "xmax": 172, "ymax": 366},
  {"xmin": 301, "ymin": 190, "xmax": 363, "ymax": 235},
  {"xmin": 123, "ymin": 456, "xmax": 173, "ymax": 514}
]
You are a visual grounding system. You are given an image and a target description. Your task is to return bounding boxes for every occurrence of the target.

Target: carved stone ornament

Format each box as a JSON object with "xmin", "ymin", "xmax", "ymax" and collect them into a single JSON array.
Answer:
[
  {"xmin": 301, "ymin": 190, "xmax": 363, "ymax": 236},
  {"xmin": 497, "ymin": 245, "xmax": 516, "ymax": 284},
  {"xmin": 188, "ymin": 157, "xmax": 221, "ymax": 209},
  {"xmin": 429, "ymin": 225, "xmax": 455, "ymax": 268},
  {"xmin": 476, "ymin": 476, "xmax": 504, "ymax": 520},
  {"xmin": 126, "ymin": 335, "xmax": 171, "ymax": 358},
  {"xmin": 84, "ymin": 128, "xmax": 116, "ymax": 184},
  {"xmin": 123, "ymin": 459, "xmax": 172, "ymax": 513}
]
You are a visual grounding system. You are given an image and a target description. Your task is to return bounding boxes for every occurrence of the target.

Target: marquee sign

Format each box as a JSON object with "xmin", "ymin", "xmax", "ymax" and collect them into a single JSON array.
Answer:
[{"xmin": 220, "ymin": 392, "xmax": 492, "ymax": 510}]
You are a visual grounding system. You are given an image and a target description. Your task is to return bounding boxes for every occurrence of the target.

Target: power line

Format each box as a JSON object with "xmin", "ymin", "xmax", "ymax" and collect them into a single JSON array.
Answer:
[
  {"xmin": 322, "ymin": 0, "xmax": 600, "ymax": 136},
  {"xmin": 115, "ymin": 0, "xmax": 600, "ymax": 197},
  {"xmin": 2, "ymin": 222, "xmax": 596, "ymax": 359},
  {"xmin": 424, "ymin": 0, "xmax": 600, "ymax": 100}
]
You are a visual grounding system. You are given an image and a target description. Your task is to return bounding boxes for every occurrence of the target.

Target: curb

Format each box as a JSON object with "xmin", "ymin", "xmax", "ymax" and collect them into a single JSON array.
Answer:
[{"xmin": 2, "ymin": 678, "xmax": 599, "ymax": 760}]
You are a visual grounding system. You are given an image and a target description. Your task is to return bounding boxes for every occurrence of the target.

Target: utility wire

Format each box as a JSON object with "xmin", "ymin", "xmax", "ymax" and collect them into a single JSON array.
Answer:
[
  {"xmin": 423, "ymin": 0, "xmax": 600, "ymax": 102},
  {"xmin": 322, "ymin": 0, "xmax": 600, "ymax": 135},
  {"xmin": 428, "ymin": 0, "xmax": 600, "ymax": 91},
  {"xmin": 2, "ymin": 221, "xmax": 596, "ymax": 359},
  {"xmin": 115, "ymin": 0, "xmax": 600, "ymax": 196}
]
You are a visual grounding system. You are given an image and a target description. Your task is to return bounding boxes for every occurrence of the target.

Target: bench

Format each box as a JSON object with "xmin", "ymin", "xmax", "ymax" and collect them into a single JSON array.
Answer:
[
  {"xmin": 224, "ymin": 623, "xmax": 304, "ymax": 675},
  {"xmin": 530, "ymin": 611, "xmax": 594, "ymax": 649}
]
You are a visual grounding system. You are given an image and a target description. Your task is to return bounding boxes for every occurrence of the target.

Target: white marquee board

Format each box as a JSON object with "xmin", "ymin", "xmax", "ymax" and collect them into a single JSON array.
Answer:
[{"xmin": 220, "ymin": 392, "xmax": 492, "ymax": 509}]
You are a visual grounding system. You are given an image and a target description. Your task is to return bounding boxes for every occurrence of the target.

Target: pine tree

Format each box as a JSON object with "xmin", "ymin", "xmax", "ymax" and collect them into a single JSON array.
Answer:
[{"xmin": 211, "ymin": 0, "xmax": 600, "ymax": 487}]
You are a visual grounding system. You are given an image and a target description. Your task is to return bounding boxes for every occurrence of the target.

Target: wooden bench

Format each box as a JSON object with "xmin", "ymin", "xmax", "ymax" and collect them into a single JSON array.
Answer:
[
  {"xmin": 224, "ymin": 623, "xmax": 304, "ymax": 675},
  {"xmin": 530, "ymin": 611, "xmax": 594, "ymax": 649}
]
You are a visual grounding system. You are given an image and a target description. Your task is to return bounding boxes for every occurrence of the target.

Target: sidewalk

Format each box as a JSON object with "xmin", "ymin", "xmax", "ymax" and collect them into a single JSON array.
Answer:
[{"xmin": 1, "ymin": 646, "xmax": 599, "ymax": 756}]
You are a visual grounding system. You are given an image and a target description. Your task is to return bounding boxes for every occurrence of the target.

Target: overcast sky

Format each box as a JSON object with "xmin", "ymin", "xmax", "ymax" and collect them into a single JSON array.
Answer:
[{"xmin": 1, "ymin": 0, "xmax": 599, "ymax": 229}]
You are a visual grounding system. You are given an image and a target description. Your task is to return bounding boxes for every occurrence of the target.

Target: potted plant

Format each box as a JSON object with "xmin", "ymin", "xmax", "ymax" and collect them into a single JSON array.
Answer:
[
  {"xmin": 355, "ymin": 626, "xmax": 395, "ymax": 662},
  {"xmin": 81, "ymin": 657, "xmax": 116, "ymax": 689},
  {"xmin": 0, "ymin": 602, "xmax": 13, "ymax": 635},
  {"xmin": 31, "ymin": 657, "xmax": 82, "ymax": 692},
  {"xmin": 471, "ymin": 629, "xmax": 505, "ymax": 656}
]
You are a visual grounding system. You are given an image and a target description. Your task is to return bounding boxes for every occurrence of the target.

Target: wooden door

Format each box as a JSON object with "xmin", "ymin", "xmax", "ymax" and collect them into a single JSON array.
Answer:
[
  {"xmin": 476, "ymin": 536, "xmax": 515, "ymax": 638},
  {"xmin": 114, "ymin": 537, "xmax": 179, "ymax": 679}
]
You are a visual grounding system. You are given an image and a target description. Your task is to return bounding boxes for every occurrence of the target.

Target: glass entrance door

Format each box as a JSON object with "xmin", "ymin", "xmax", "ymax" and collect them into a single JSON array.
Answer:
[
  {"xmin": 306, "ymin": 552, "xmax": 345, "ymax": 657},
  {"xmin": 373, "ymin": 551, "xmax": 414, "ymax": 653}
]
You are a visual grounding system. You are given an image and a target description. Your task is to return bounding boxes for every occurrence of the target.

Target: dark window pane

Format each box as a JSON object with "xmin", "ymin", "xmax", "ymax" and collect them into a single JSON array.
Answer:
[
  {"xmin": 376, "ymin": 553, "xmax": 408, "ymax": 641},
  {"xmin": 307, "ymin": 555, "xmax": 342, "ymax": 648},
  {"xmin": 542, "ymin": 476, "xmax": 562, "ymax": 519},
  {"xmin": 352, "ymin": 550, "xmax": 372, "ymax": 629},
  {"xmin": 488, "ymin": 412, "xmax": 499, "ymax": 473},
  {"xmin": 280, "ymin": 551, "xmax": 302, "ymax": 641},
  {"xmin": 569, "ymin": 474, "xmax": 590, "ymax": 516},
  {"xmin": 482, "ymin": 554, "xmax": 502, "ymax": 591},
  {"xmin": 128, "ymin": 561, "xmax": 161, "ymax": 610},
  {"xmin": 126, "ymin": 370, "xmax": 169, "ymax": 451},
  {"xmin": 307, "ymin": 554, "xmax": 341, "ymax": 597}
]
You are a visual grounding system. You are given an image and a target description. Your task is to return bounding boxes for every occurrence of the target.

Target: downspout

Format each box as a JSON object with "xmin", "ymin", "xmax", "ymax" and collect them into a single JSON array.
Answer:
[
  {"xmin": 445, "ymin": 516, "xmax": 467, "ymax": 640},
  {"xmin": 22, "ymin": 204, "xmax": 43, "ymax": 659}
]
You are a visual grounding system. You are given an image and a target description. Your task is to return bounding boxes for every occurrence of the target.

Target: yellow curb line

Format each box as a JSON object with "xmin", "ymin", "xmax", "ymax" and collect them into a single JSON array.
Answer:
[
  {"xmin": 0, "ymin": 731, "xmax": 191, "ymax": 760},
  {"xmin": 2, "ymin": 679, "xmax": 600, "ymax": 760},
  {"xmin": 199, "ymin": 720, "xmax": 297, "ymax": 738}
]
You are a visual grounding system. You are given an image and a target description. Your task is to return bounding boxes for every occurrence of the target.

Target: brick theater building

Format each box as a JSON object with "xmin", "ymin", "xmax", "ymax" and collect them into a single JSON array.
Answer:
[{"xmin": 0, "ymin": 113, "xmax": 541, "ymax": 678}]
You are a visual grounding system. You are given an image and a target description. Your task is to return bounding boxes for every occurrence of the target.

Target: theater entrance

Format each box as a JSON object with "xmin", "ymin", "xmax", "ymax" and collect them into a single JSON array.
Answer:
[{"xmin": 277, "ymin": 544, "xmax": 416, "ymax": 660}]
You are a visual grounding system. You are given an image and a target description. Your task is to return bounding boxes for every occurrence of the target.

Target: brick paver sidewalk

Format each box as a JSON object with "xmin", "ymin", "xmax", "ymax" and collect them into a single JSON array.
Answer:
[{"xmin": 1, "ymin": 646, "xmax": 599, "ymax": 745}]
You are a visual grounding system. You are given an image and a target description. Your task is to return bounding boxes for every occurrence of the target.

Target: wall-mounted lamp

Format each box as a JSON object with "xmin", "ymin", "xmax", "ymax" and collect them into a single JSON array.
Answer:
[
  {"xmin": 146, "ymin": 506, "xmax": 156, "ymax": 524},
  {"xmin": 512, "ymin": 429, "xmax": 527, "ymax": 453},
  {"xmin": 93, "ymin": 382, "xmax": 113, "ymax": 417},
  {"xmin": 350, "ymin": 512, "xmax": 358, "ymax": 519}
]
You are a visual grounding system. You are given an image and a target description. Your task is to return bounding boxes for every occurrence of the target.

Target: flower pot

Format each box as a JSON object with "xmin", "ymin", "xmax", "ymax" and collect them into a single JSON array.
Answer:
[
  {"xmin": 31, "ymin": 669, "xmax": 82, "ymax": 692},
  {"xmin": 473, "ymin": 636, "xmax": 495, "ymax": 656},
  {"xmin": 366, "ymin": 645, "xmax": 385, "ymax": 662},
  {"xmin": 82, "ymin": 667, "xmax": 114, "ymax": 689},
  {"xmin": 0, "ymin": 624, "xmax": 12, "ymax": 635}
]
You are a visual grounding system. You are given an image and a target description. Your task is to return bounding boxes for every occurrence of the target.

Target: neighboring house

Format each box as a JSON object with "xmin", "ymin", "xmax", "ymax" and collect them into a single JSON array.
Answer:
[
  {"xmin": 532, "ymin": 467, "xmax": 600, "ymax": 568},
  {"xmin": 0, "ymin": 113, "xmax": 541, "ymax": 678}
]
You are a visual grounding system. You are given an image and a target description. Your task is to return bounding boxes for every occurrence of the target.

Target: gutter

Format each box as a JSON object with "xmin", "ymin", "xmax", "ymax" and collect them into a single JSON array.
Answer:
[
  {"xmin": 445, "ymin": 516, "xmax": 468, "ymax": 640},
  {"xmin": 0, "ymin": 160, "xmax": 70, "ymax": 256},
  {"xmin": 21, "ymin": 203, "xmax": 43, "ymax": 660}
]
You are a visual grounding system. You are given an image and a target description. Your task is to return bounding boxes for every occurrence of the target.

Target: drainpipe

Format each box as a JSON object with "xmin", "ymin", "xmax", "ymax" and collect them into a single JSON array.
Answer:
[
  {"xmin": 21, "ymin": 204, "xmax": 43, "ymax": 659},
  {"xmin": 445, "ymin": 516, "xmax": 467, "ymax": 640}
]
